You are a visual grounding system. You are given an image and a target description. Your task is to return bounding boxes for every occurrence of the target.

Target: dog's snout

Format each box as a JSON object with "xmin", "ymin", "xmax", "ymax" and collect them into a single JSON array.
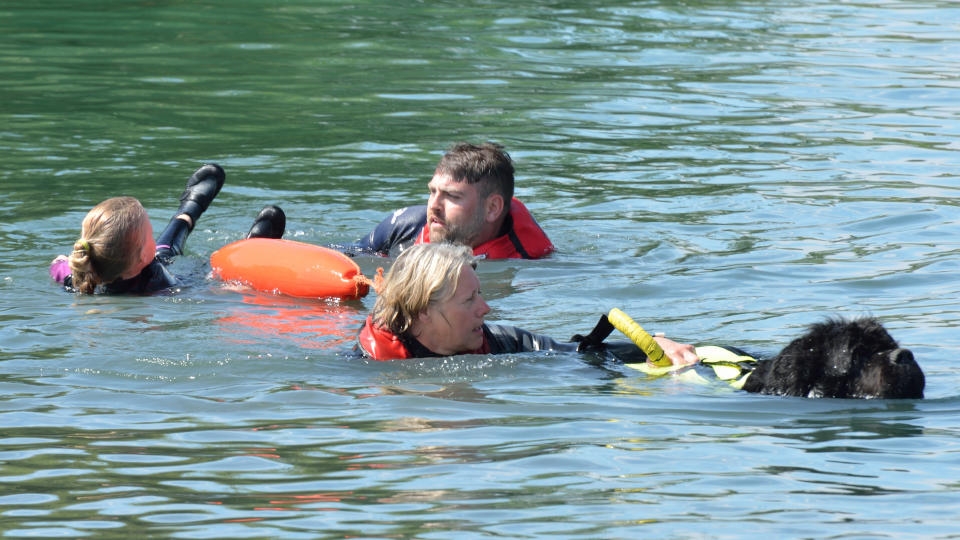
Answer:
[{"xmin": 889, "ymin": 348, "xmax": 914, "ymax": 365}]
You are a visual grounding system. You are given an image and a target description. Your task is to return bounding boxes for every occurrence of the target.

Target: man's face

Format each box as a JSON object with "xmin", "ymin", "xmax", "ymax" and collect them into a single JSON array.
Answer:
[{"xmin": 426, "ymin": 173, "xmax": 487, "ymax": 247}]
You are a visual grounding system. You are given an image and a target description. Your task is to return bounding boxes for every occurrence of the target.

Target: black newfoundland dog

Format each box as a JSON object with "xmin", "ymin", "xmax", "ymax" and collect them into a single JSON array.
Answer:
[
  {"xmin": 740, "ymin": 317, "xmax": 925, "ymax": 399},
  {"xmin": 578, "ymin": 315, "xmax": 925, "ymax": 399}
]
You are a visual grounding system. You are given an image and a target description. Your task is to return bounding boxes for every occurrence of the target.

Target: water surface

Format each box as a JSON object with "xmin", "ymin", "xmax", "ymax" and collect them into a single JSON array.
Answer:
[{"xmin": 2, "ymin": 0, "xmax": 959, "ymax": 538}]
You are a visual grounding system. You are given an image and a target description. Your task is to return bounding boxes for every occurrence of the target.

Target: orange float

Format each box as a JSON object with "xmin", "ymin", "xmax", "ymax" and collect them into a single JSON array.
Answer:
[{"xmin": 210, "ymin": 238, "xmax": 370, "ymax": 300}]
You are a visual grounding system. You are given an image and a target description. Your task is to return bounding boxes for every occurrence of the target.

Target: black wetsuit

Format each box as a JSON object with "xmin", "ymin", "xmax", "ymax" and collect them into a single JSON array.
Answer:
[
  {"xmin": 52, "ymin": 217, "xmax": 189, "ymax": 295},
  {"xmin": 354, "ymin": 316, "xmax": 652, "ymax": 362},
  {"xmin": 408, "ymin": 323, "xmax": 577, "ymax": 357},
  {"xmin": 347, "ymin": 205, "xmax": 427, "ymax": 256}
]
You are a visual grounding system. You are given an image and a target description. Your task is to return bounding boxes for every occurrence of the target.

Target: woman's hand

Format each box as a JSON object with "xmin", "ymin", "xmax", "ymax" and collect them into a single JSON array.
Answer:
[
  {"xmin": 653, "ymin": 336, "xmax": 699, "ymax": 366},
  {"xmin": 49, "ymin": 254, "xmax": 71, "ymax": 283}
]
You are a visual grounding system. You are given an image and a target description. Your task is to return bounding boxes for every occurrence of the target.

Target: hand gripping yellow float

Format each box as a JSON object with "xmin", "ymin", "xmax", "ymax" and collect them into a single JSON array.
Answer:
[
  {"xmin": 608, "ymin": 308, "xmax": 757, "ymax": 386},
  {"xmin": 607, "ymin": 308, "xmax": 672, "ymax": 367}
]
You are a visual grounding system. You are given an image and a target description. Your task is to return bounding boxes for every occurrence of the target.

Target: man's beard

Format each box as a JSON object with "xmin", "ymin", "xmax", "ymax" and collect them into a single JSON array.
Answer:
[{"xmin": 431, "ymin": 205, "xmax": 486, "ymax": 247}]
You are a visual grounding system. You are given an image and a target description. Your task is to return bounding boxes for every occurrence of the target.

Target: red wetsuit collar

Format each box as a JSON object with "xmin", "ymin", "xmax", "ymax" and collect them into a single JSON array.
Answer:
[{"xmin": 357, "ymin": 316, "xmax": 490, "ymax": 360}]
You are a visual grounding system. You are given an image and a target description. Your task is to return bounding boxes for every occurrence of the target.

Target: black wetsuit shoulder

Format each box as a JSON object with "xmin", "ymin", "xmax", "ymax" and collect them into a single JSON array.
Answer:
[
  {"xmin": 101, "ymin": 258, "xmax": 178, "ymax": 295},
  {"xmin": 346, "ymin": 205, "xmax": 427, "ymax": 256},
  {"xmin": 483, "ymin": 324, "xmax": 576, "ymax": 354}
]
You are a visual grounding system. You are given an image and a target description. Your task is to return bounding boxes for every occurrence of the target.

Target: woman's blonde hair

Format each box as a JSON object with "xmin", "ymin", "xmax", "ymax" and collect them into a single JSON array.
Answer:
[
  {"xmin": 68, "ymin": 196, "xmax": 149, "ymax": 294},
  {"xmin": 372, "ymin": 243, "xmax": 478, "ymax": 335}
]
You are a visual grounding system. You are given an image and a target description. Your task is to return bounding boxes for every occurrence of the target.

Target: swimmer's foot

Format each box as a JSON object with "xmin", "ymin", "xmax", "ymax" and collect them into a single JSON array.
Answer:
[
  {"xmin": 246, "ymin": 205, "xmax": 286, "ymax": 239},
  {"xmin": 177, "ymin": 163, "xmax": 226, "ymax": 230}
]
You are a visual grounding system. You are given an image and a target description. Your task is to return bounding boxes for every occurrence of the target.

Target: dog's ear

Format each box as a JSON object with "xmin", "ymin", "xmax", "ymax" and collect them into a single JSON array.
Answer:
[
  {"xmin": 743, "ymin": 335, "xmax": 824, "ymax": 397},
  {"xmin": 806, "ymin": 318, "xmax": 884, "ymax": 397}
]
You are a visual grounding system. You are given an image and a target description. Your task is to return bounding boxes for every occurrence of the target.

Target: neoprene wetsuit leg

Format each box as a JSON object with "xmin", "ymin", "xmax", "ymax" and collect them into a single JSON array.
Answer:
[{"xmin": 155, "ymin": 163, "xmax": 226, "ymax": 263}]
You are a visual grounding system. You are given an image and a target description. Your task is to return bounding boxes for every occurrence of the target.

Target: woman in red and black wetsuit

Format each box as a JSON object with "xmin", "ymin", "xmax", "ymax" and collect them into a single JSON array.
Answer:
[{"xmin": 355, "ymin": 243, "xmax": 699, "ymax": 363}]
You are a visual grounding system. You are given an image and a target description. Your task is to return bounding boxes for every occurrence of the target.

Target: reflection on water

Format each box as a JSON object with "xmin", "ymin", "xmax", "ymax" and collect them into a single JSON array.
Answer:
[
  {"xmin": 3, "ymin": 0, "xmax": 960, "ymax": 537},
  {"xmin": 216, "ymin": 288, "xmax": 364, "ymax": 349}
]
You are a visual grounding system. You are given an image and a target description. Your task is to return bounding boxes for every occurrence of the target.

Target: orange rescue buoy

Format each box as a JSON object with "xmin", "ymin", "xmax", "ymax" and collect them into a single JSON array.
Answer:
[{"xmin": 210, "ymin": 238, "xmax": 370, "ymax": 300}]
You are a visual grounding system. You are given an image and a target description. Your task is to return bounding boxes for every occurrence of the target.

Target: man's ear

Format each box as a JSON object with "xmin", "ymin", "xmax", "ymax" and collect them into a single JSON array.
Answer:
[{"xmin": 484, "ymin": 193, "xmax": 505, "ymax": 223}]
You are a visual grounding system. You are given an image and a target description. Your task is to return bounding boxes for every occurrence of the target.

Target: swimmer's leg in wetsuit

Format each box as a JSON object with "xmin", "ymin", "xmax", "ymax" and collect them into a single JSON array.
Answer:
[
  {"xmin": 155, "ymin": 163, "xmax": 226, "ymax": 264},
  {"xmin": 245, "ymin": 205, "xmax": 286, "ymax": 239}
]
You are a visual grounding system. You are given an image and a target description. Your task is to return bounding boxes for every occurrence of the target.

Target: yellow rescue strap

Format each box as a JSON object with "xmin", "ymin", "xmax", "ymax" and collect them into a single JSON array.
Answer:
[{"xmin": 607, "ymin": 308, "xmax": 671, "ymax": 367}]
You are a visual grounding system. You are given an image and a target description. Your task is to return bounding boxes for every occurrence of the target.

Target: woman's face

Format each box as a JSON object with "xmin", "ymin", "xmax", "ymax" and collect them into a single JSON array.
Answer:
[
  {"xmin": 415, "ymin": 265, "xmax": 491, "ymax": 355},
  {"xmin": 121, "ymin": 215, "xmax": 155, "ymax": 280}
]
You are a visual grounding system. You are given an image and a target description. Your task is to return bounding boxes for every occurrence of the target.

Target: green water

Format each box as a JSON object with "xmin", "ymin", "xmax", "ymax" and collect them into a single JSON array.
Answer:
[{"xmin": 2, "ymin": 0, "xmax": 959, "ymax": 538}]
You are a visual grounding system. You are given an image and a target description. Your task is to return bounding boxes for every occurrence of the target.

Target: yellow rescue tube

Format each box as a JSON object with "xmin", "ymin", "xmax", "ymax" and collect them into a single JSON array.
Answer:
[
  {"xmin": 210, "ymin": 238, "xmax": 370, "ymax": 300},
  {"xmin": 607, "ymin": 308, "xmax": 671, "ymax": 367}
]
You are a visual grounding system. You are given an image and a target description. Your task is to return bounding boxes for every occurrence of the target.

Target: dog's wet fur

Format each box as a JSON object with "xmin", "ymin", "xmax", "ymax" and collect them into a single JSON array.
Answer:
[{"xmin": 742, "ymin": 317, "xmax": 924, "ymax": 399}]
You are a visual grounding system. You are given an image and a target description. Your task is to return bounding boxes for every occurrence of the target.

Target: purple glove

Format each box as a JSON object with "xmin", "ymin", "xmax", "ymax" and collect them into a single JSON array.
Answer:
[{"xmin": 50, "ymin": 256, "xmax": 71, "ymax": 284}]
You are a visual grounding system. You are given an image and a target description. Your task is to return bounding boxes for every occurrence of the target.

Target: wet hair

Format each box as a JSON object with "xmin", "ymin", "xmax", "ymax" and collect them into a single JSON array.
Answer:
[
  {"xmin": 68, "ymin": 196, "xmax": 149, "ymax": 294},
  {"xmin": 434, "ymin": 142, "xmax": 515, "ymax": 203},
  {"xmin": 372, "ymin": 243, "xmax": 478, "ymax": 335}
]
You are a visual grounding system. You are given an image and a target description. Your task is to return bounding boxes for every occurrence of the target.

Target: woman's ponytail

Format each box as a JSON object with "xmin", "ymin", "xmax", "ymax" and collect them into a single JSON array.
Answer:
[{"xmin": 68, "ymin": 238, "xmax": 99, "ymax": 294}]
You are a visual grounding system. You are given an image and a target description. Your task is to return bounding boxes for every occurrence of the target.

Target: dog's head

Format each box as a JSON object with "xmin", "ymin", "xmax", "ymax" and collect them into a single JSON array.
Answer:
[{"xmin": 743, "ymin": 317, "xmax": 925, "ymax": 399}]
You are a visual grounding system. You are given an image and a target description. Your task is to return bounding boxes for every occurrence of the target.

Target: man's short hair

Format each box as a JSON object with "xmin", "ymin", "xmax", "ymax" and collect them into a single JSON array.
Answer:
[{"xmin": 434, "ymin": 142, "xmax": 515, "ymax": 202}]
